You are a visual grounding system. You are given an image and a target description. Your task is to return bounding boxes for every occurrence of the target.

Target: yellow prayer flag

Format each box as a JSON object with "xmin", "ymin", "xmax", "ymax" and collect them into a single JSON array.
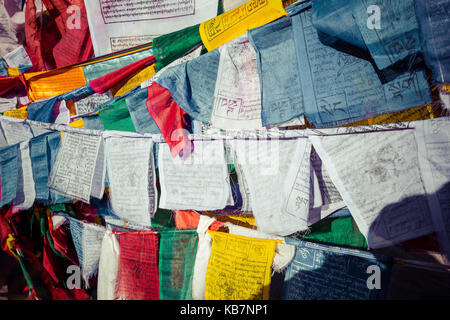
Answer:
[
  {"xmin": 200, "ymin": 0, "xmax": 287, "ymax": 52},
  {"xmin": 205, "ymin": 231, "xmax": 277, "ymax": 300},
  {"xmin": 110, "ymin": 64, "xmax": 156, "ymax": 97},
  {"xmin": 4, "ymin": 107, "xmax": 27, "ymax": 119},
  {"xmin": 25, "ymin": 67, "xmax": 87, "ymax": 102}
]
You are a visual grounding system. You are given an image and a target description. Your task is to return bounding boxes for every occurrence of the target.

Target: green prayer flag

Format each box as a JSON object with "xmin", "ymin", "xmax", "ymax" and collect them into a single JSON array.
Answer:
[
  {"xmin": 153, "ymin": 25, "xmax": 202, "ymax": 71},
  {"xmin": 304, "ymin": 216, "xmax": 368, "ymax": 249},
  {"xmin": 99, "ymin": 98, "xmax": 136, "ymax": 132},
  {"xmin": 159, "ymin": 230, "xmax": 198, "ymax": 300}
]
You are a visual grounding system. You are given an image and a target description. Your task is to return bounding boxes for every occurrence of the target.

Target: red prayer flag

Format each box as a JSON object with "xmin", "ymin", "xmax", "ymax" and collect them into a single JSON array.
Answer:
[
  {"xmin": 115, "ymin": 231, "xmax": 160, "ymax": 300},
  {"xmin": 24, "ymin": 0, "xmax": 46, "ymax": 71},
  {"xmin": 42, "ymin": 0, "xmax": 94, "ymax": 68},
  {"xmin": 146, "ymin": 82, "xmax": 192, "ymax": 157},
  {"xmin": 89, "ymin": 55, "xmax": 155, "ymax": 94}
]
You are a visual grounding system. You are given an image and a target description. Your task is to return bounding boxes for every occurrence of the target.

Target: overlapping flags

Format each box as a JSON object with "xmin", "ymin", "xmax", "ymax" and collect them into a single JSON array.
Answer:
[{"xmin": 0, "ymin": 0, "xmax": 449, "ymax": 301}]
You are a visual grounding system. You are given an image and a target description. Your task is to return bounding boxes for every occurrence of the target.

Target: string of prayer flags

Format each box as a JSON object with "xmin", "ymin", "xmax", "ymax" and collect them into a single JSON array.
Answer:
[
  {"xmin": 283, "ymin": 238, "xmax": 392, "ymax": 300},
  {"xmin": 199, "ymin": 0, "xmax": 288, "ymax": 52},
  {"xmin": 151, "ymin": 0, "xmax": 432, "ymax": 131},
  {"xmin": 115, "ymin": 231, "xmax": 160, "ymax": 300},
  {"xmin": 159, "ymin": 140, "xmax": 232, "ymax": 211},
  {"xmin": 158, "ymin": 230, "xmax": 198, "ymax": 300},
  {"xmin": 104, "ymin": 136, "xmax": 157, "ymax": 227},
  {"xmin": 205, "ymin": 230, "xmax": 278, "ymax": 300}
]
